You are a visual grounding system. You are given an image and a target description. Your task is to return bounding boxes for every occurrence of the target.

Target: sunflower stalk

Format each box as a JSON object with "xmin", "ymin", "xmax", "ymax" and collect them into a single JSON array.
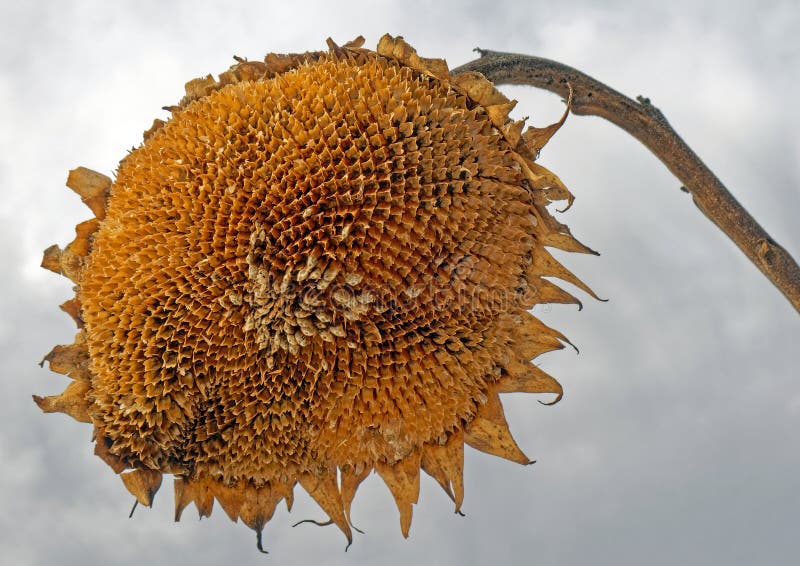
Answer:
[{"xmin": 454, "ymin": 50, "xmax": 800, "ymax": 314}]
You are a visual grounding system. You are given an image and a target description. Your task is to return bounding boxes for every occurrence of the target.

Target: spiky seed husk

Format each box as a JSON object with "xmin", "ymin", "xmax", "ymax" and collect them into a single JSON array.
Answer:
[{"xmin": 36, "ymin": 34, "xmax": 594, "ymax": 549}]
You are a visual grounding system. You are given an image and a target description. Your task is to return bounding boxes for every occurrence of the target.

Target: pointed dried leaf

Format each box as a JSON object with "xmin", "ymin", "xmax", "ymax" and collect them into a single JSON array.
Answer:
[
  {"xmin": 376, "ymin": 34, "xmax": 449, "ymax": 80},
  {"xmin": 121, "ymin": 469, "xmax": 163, "ymax": 507},
  {"xmin": 60, "ymin": 252, "xmax": 83, "ymax": 282},
  {"xmin": 174, "ymin": 477, "xmax": 215, "ymax": 520},
  {"xmin": 527, "ymin": 277, "xmax": 583, "ymax": 308},
  {"xmin": 421, "ymin": 446, "xmax": 454, "ymax": 501},
  {"xmin": 537, "ymin": 211, "xmax": 599, "ymax": 255},
  {"xmin": 376, "ymin": 450, "xmax": 421, "ymax": 538},
  {"xmin": 451, "ymin": 71, "xmax": 510, "ymax": 107},
  {"xmin": 183, "ymin": 75, "xmax": 217, "ymax": 104},
  {"xmin": 32, "ymin": 380, "xmax": 91, "ymax": 423},
  {"xmin": 522, "ymin": 86, "xmax": 572, "ymax": 158},
  {"xmin": 299, "ymin": 471, "xmax": 352, "ymax": 544},
  {"xmin": 530, "ymin": 245, "xmax": 600, "ymax": 299},
  {"xmin": 503, "ymin": 120, "xmax": 526, "ymax": 148},
  {"xmin": 421, "ymin": 430, "xmax": 465, "ymax": 512},
  {"xmin": 41, "ymin": 245, "xmax": 62, "ymax": 274},
  {"xmin": 93, "ymin": 435, "xmax": 127, "ymax": 473},
  {"xmin": 497, "ymin": 359, "xmax": 563, "ymax": 404},
  {"xmin": 525, "ymin": 160, "xmax": 574, "ymax": 208},
  {"xmin": 514, "ymin": 312, "xmax": 569, "ymax": 360},
  {"xmin": 464, "ymin": 392, "xmax": 531, "ymax": 465},
  {"xmin": 66, "ymin": 167, "xmax": 112, "ymax": 219},
  {"xmin": 343, "ymin": 36, "xmax": 366, "ymax": 49},
  {"xmin": 212, "ymin": 482, "xmax": 246, "ymax": 522},
  {"xmin": 40, "ymin": 342, "xmax": 91, "ymax": 380},
  {"xmin": 67, "ymin": 219, "xmax": 100, "ymax": 257},
  {"xmin": 485, "ymin": 101, "xmax": 518, "ymax": 129},
  {"xmin": 59, "ymin": 297, "xmax": 83, "ymax": 328},
  {"xmin": 340, "ymin": 465, "xmax": 371, "ymax": 526},
  {"xmin": 238, "ymin": 484, "xmax": 283, "ymax": 532}
]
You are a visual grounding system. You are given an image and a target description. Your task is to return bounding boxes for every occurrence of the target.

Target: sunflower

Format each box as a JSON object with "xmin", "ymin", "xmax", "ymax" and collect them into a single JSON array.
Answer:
[{"xmin": 36, "ymin": 35, "xmax": 595, "ymax": 551}]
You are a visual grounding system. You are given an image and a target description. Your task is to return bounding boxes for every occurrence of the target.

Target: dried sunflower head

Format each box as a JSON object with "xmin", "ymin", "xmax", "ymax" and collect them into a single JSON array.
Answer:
[{"xmin": 36, "ymin": 35, "xmax": 596, "ymax": 551}]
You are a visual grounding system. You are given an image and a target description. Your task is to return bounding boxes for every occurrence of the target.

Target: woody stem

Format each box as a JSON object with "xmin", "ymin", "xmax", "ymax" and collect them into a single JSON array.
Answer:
[{"xmin": 453, "ymin": 50, "xmax": 800, "ymax": 314}]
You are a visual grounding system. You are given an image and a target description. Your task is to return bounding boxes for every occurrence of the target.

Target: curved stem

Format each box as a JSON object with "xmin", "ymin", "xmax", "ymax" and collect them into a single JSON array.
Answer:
[{"xmin": 453, "ymin": 50, "xmax": 800, "ymax": 314}]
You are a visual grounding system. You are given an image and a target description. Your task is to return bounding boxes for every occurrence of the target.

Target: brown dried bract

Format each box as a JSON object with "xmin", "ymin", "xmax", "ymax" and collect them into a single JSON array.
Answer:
[{"xmin": 36, "ymin": 34, "xmax": 594, "ymax": 550}]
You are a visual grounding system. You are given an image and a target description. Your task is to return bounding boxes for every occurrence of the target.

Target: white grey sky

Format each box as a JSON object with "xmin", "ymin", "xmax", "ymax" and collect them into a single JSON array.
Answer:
[{"xmin": 1, "ymin": 1, "xmax": 799, "ymax": 564}]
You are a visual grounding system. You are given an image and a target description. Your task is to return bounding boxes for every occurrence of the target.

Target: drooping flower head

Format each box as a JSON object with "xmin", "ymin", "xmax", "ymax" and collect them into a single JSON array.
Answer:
[{"xmin": 37, "ymin": 35, "xmax": 595, "ymax": 551}]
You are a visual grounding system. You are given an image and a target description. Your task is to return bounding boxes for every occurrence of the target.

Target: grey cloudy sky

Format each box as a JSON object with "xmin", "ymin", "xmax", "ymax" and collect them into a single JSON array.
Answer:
[{"xmin": 1, "ymin": 1, "xmax": 799, "ymax": 565}]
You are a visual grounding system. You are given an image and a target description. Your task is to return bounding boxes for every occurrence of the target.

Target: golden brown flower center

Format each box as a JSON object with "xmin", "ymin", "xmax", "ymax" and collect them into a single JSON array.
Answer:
[{"xmin": 79, "ymin": 54, "xmax": 538, "ymax": 481}]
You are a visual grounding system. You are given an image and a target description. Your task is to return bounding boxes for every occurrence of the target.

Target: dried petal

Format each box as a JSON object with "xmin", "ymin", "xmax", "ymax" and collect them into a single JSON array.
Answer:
[
  {"xmin": 376, "ymin": 451, "xmax": 422, "ymax": 538},
  {"xmin": 464, "ymin": 391, "xmax": 532, "ymax": 465},
  {"xmin": 121, "ymin": 469, "xmax": 163, "ymax": 507}
]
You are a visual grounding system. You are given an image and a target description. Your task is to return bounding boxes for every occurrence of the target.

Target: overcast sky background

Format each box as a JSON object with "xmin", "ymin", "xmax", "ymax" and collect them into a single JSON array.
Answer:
[{"xmin": 1, "ymin": 1, "xmax": 799, "ymax": 564}]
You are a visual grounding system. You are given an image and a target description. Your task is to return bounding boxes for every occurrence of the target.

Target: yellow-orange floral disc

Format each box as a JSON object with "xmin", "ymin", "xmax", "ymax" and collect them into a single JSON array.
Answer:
[{"xmin": 36, "ymin": 35, "xmax": 596, "ymax": 551}]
